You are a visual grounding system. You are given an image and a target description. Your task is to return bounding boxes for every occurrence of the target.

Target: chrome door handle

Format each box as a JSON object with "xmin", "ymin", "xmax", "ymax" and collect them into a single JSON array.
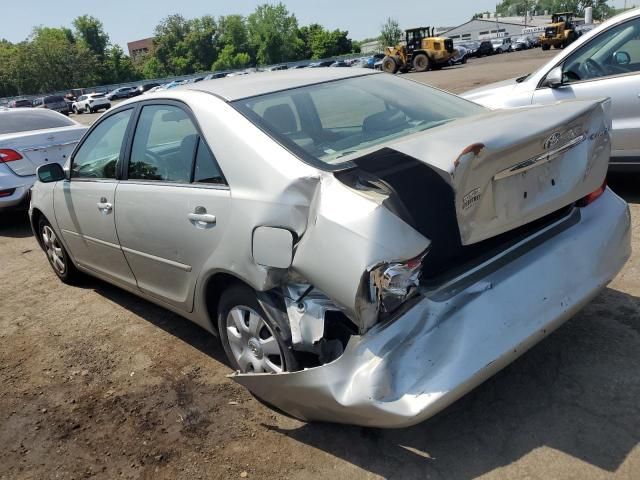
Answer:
[
  {"xmin": 188, "ymin": 213, "xmax": 216, "ymax": 224},
  {"xmin": 97, "ymin": 197, "xmax": 113, "ymax": 213}
]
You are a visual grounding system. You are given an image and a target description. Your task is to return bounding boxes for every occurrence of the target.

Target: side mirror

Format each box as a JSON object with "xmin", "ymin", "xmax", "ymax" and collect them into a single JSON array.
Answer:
[
  {"xmin": 614, "ymin": 51, "xmax": 631, "ymax": 65},
  {"xmin": 37, "ymin": 163, "xmax": 65, "ymax": 183},
  {"xmin": 544, "ymin": 66, "xmax": 564, "ymax": 89}
]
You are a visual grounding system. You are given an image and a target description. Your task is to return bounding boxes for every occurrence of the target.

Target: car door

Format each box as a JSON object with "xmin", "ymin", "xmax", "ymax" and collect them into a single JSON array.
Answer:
[
  {"xmin": 53, "ymin": 107, "xmax": 138, "ymax": 287},
  {"xmin": 532, "ymin": 15, "xmax": 640, "ymax": 160},
  {"xmin": 115, "ymin": 101, "xmax": 230, "ymax": 312}
]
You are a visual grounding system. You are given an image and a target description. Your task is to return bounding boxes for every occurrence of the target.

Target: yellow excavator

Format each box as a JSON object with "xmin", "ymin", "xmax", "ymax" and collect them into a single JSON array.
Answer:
[
  {"xmin": 382, "ymin": 27, "xmax": 456, "ymax": 73},
  {"xmin": 540, "ymin": 12, "xmax": 578, "ymax": 50}
]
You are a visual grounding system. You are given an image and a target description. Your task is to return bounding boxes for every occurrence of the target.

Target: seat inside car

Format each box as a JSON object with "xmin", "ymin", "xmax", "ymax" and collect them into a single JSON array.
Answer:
[{"xmin": 262, "ymin": 104, "xmax": 314, "ymax": 149}]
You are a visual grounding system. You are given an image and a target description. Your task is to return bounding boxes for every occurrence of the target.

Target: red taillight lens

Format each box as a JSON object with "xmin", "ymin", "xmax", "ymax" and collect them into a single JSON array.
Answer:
[
  {"xmin": 0, "ymin": 149, "xmax": 23, "ymax": 163},
  {"xmin": 577, "ymin": 181, "xmax": 607, "ymax": 207},
  {"xmin": 0, "ymin": 188, "xmax": 16, "ymax": 197}
]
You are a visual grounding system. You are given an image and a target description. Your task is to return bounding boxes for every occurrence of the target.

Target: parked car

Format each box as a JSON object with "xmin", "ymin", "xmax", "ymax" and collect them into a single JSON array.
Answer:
[
  {"xmin": 329, "ymin": 60, "xmax": 350, "ymax": 67},
  {"xmin": 106, "ymin": 87, "xmax": 136, "ymax": 100},
  {"xmin": 491, "ymin": 37, "xmax": 513, "ymax": 53},
  {"xmin": 526, "ymin": 34, "xmax": 541, "ymax": 47},
  {"xmin": 268, "ymin": 65, "xmax": 289, "ymax": 71},
  {"xmin": 144, "ymin": 85, "xmax": 165, "ymax": 94},
  {"xmin": 449, "ymin": 45, "xmax": 469, "ymax": 65},
  {"xmin": 513, "ymin": 36, "xmax": 530, "ymax": 50},
  {"xmin": 8, "ymin": 99, "xmax": 32, "ymax": 108},
  {"xmin": 30, "ymin": 68, "xmax": 629, "ymax": 427},
  {"xmin": 72, "ymin": 93, "xmax": 111, "ymax": 114},
  {"xmin": 458, "ymin": 41, "xmax": 479, "ymax": 57},
  {"xmin": 131, "ymin": 83, "xmax": 160, "ymax": 97},
  {"xmin": 476, "ymin": 40, "xmax": 495, "ymax": 57},
  {"xmin": 464, "ymin": 8, "xmax": 640, "ymax": 170},
  {"xmin": 32, "ymin": 95, "xmax": 69, "ymax": 115},
  {"xmin": 308, "ymin": 60, "xmax": 335, "ymax": 68},
  {"xmin": 203, "ymin": 72, "xmax": 228, "ymax": 80},
  {"xmin": 0, "ymin": 108, "xmax": 86, "ymax": 211}
]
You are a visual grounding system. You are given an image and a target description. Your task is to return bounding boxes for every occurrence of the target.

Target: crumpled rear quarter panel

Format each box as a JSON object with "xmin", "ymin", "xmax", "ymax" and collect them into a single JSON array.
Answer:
[{"xmin": 232, "ymin": 188, "xmax": 630, "ymax": 428}]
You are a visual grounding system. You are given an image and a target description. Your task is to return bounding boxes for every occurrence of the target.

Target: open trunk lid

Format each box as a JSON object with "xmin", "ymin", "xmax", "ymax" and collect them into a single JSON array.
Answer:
[
  {"xmin": 383, "ymin": 98, "xmax": 612, "ymax": 245},
  {"xmin": 0, "ymin": 125, "xmax": 87, "ymax": 176}
]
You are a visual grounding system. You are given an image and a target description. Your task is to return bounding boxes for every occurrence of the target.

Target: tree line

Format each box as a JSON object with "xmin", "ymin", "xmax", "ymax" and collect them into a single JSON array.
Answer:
[
  {"xmin": 475, "ymin": 0, "xmax": 616, "ymax": 19},
  {"xmin": 0, "ymin": 3, "xmax": 360, "ymax": 97}
]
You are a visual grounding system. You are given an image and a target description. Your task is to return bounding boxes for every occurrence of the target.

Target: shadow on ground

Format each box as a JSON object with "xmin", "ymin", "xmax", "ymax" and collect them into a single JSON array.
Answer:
[
  {"xmin": 0, "ymin": 210, "xmax": 32, "ymax": 238},
  {"xmin": 260, "ymin": 288, "xmax": 640, "ymax": 479}
]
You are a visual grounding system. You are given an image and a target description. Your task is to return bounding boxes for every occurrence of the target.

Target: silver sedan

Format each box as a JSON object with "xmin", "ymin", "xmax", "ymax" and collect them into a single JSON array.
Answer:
[
  {"xmin": 30, "ymin": 68, "xmax": 630, "ymax": 427},
  {"xmin": 463, "ymin": 8, "xmax": 640, "ymax": 171}
]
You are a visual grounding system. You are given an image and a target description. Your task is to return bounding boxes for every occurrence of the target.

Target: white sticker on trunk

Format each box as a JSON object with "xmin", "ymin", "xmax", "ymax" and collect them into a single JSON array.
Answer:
[{"xmin": 463, "ymin": 188, "xmax": 481, "ymax": 210}]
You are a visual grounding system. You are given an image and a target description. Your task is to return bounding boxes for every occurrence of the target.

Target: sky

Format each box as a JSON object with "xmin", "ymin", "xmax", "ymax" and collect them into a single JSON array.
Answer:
[{"xmin": 1, "ymin": 0, "xmax": 632, "ymax": 51}]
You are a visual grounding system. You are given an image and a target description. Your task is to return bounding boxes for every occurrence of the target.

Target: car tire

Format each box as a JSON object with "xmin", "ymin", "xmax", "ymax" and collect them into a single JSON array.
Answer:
[
  {"xmin": 85, "ymin": 105, "xmax": 91, "ymax": 114},
  {"xmin": 105, "ymin": 105, "xmax": 111, "ymax": 110},
  {"xmin": 72, "ymin": 106, "xmax": 79, "ymax": 114},
  {"xmin": 218, "ymin": 284, "xmax": 298, "ymax": 373},
  {"xmin": 38, "ymin": 217, "xmax": 82, "ymax": 285}
]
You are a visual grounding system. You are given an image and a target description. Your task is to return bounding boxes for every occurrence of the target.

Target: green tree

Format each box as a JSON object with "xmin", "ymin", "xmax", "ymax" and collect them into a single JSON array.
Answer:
[
  {"xmin": 218, "ymin": 15, "xmax": 249, "ymax": 53},
  {"xmin": 153, "ymin": 14, "xmax": 191, "ymax": 75},
  {"xmin": 0, "ymin": 40, "xmax": 20, "ymax": 97},
  {"xmin": 103, "ymin": 45, "xmax": 139, "ymax": 83},
  {"xmin": 380, "ymin": 17, "xmax": 402, "ymax": 48},
  {"xmin": 184, "ymin": 15, "xmax": 218, "ymax": 72},
  {"xmin": 212, "ymin": 44, "xmax": 251, "ymax": 71},
  {"xmin": 247, "ymin": 3, "xmax": 303, "ymax": 65},
  {"xmin": 72, "ymin": 15, "xmax": 109, "ymax": 60}
]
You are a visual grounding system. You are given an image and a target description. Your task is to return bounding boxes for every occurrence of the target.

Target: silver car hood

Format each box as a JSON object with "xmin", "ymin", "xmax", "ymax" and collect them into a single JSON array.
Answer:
[{"xmin": 462, "ymin": 76, "xmax": 521, "ymax": 104}]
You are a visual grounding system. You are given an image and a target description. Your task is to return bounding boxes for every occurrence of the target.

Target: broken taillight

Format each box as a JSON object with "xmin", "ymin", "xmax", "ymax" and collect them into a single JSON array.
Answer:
[
  {"xmin": 577, "ymin": 181, "xmax": 606, "ymax": 207},
  {"xmin": 369, "ymin": 251, "xmax": 428, "ymax": 313}
]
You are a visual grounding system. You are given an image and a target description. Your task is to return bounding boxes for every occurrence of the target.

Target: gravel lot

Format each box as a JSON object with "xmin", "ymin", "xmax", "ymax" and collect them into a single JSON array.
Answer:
[{"xmin": 2, "ymin": 48, "xmax": 639, "ymax": 480}]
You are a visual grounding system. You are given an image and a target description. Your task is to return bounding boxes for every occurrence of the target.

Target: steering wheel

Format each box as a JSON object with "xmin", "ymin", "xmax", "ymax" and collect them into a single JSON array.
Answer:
[{"xmin": 585, "ymin": 58, "xmax": 606, "ymax": 78}]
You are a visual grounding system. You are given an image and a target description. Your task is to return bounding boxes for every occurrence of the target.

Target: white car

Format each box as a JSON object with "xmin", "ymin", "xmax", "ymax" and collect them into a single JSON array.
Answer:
[
  {"xmin": 463, "ymin": 8, "xmax": 640, "ymax": 170},
  {"xmin": 72, "ymin": 93, "xmax": 111, "ymax": 114},
  {"xmin": 0, "ymin": 108, "xmax": 87, "ymax": 211}
]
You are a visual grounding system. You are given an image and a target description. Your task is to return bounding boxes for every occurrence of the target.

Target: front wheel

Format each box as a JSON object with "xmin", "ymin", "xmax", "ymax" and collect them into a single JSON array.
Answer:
[
  {"xmin": 39, "ymin": 217, "xmax": 82, "ymax": 284},
  {"xmin": 382, "ymin": 56, "xmax": 399, "ymax": 74},
  {"xmin": 218, "ymin": 285, "xmax": 298, "ymax": 373},
  {"xmin": 412, "ymin": 53, "xmax": 430, "ymax": 72}
]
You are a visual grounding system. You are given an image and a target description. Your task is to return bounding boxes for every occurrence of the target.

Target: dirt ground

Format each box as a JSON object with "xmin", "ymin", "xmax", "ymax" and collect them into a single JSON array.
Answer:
[{"xmin": 1, "ymin": 48, "xmax": 639, "ymax": 480}]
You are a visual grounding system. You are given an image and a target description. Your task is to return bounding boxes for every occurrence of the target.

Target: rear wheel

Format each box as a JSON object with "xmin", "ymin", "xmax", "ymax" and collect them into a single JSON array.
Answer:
[
  {"xmin": 218, "ymin": 285, "xmax": 298, "ymax": 373},
  {"xmin": 542, "ymin": 44, "xmax": 551, "ymax": 51},
  {"xmin": 412, "ymin": 53, "xmax": 430, "ymax": 72},
  {"xmin": 72, "ymin": 106, "xmax": 79, "ymax": 114},
  {"xmin": 39, "ymin": 217, "xmax": 81, "ymax": 284},
  {"xmin": 382, "ymin": 56, "xmax": 399, "ymax": 74}
]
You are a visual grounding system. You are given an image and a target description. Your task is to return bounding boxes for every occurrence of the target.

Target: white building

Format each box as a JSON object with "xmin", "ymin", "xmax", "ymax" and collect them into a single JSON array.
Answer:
[{"xmin": 442, "ymin": 15, "xmax": 584, "ymax": 42}]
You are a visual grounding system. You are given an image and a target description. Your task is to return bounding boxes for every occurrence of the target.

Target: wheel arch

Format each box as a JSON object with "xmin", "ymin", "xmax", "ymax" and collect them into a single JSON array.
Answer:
[{"xmin": 201, "ymin": 271, "xmax": 258, "ymax": 334}]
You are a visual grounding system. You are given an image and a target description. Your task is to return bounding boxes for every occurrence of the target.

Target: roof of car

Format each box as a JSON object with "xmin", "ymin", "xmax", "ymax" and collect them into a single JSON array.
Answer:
[{"xmin": 183, "ymin": 68, "xmax": 379, "ymax": 101}]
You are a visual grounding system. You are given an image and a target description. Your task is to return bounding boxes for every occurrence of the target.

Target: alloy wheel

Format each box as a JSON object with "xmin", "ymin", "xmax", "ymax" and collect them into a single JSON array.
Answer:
[
  {"xmin": 225, "ymin": 306, "xmax": 284, "ymax": 373},
  {"xmin": 42, "ymin": 225, "xmax": 66, "ymax": 275}
]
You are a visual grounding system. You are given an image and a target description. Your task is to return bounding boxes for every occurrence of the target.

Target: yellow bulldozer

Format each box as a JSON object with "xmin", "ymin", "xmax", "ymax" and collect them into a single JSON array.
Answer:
[
  {"xmin": 382, "ymin": 27, "xmax": 456, "ymax": 73},
  {"xmin": 540, "ymin": 12, "xmax": 578, "ymax": 50}
]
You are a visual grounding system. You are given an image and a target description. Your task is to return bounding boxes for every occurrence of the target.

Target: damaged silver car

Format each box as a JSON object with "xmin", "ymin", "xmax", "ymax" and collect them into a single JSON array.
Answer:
[{"xmin": 30, "ymin": 69, "xmax": 631, "ymax": 428}]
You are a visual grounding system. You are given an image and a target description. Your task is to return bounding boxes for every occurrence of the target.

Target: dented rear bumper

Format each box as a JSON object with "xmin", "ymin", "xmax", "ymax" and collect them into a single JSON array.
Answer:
[{"xmin": 231, "ymin": 188, "xmax": 630, "ymax": 428}]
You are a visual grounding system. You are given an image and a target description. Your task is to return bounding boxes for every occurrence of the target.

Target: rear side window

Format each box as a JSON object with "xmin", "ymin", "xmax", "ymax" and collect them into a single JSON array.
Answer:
[
  {"xmin": 0, "ymin": 110, "xmax": 75, "ymax": 134},
  {"xmin": 72, "ymin": 109, "xmax": 132, "ymax": 179}
]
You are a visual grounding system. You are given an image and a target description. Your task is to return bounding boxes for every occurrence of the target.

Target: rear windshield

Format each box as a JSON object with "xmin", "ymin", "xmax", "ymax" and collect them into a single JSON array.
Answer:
[
  {"xmin": 14, "ymin": 100, "xmax": 32, "ymax": 107},
  {"xmin": 44, "ymin": 95, "xmax": 65, "ymax": 103},
  {"xmin": 233, "ymin": 74, "xmax": 485, "ymax": 169},
  {"xmin": 0, "ymin": 110, "xmax": 75, "ymax": 134},
  {"xmin": 90, "ymin": 93, "xmax": 105, "ymax": 98}
]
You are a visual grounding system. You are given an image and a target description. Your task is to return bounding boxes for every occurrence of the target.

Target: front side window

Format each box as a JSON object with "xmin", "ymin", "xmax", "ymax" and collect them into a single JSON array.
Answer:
[
  {"xmin": 71, "ymin": 109, "xmax": 132, "ymax": 179},
  {"xmin": 562, "ymin": 17, "xmax": 640, "ymax": 83},
  {"xmin": 128, "ymin": 105, "xmax": 198, "ymax": 182},
  {"xmin": 233, "ymin": 74, "xmax": 485, "ymax": 168}
]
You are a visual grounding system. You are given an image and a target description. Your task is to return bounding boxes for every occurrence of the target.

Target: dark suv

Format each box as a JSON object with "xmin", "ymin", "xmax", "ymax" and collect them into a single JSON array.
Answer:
[
  {"xmin": 32, "ymin": 95, "xmax": 69, "ymax": 115},
  {"xmin": 476, "ymin": 41, "xmax": 495, "ymax": 57}
]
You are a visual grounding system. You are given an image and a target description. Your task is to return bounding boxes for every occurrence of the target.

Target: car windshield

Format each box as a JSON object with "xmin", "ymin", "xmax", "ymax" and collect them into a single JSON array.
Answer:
[
  {"xmin": 233, "ymin": 74, "xmax": 485, "ymax": 168},
  {"xmin": 0, "ymin": 110, "xmax": 75, "ymax": 134}
]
